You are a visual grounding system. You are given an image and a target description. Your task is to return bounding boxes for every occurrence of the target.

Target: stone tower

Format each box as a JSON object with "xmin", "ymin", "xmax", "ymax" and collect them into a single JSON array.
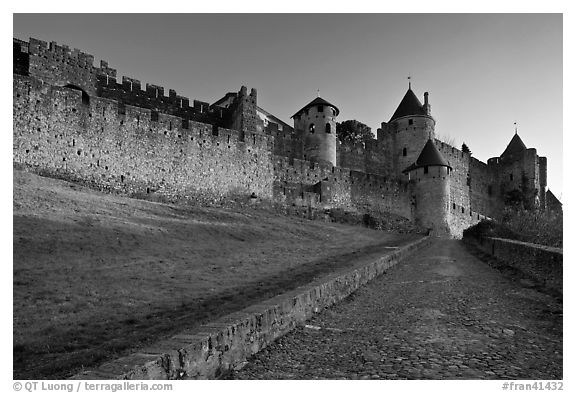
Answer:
[
  {"xmin": 379, "ymin": 84, "xmax": 436, "ymax": 175},
  {"xmin": 292, "ymin": 96, "xmax": 339, "ymax": 166},
  {"xmin": 488, "ymin": 132, "xmax": 547, "ymax": 210},
  {"xmin": 404, "ymin": 139, "xmax": 452, "ymax": 236}
]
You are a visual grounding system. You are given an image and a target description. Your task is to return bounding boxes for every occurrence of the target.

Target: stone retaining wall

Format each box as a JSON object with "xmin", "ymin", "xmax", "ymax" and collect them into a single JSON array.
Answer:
[
  {"xmin": 465, "ymin": 236, "xmax": 562, "ymax": 293},
  {"xmin": 70, "ymin": 236, "xmax": 431, "ymax": 380}
]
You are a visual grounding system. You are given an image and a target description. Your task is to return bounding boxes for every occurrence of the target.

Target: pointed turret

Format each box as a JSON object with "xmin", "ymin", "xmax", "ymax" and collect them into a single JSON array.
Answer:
[
  {"xmin": 403, "ymin": 139, "xmax": 451, "ymax": 173},
  {"xmin": 381, "ymin": 85, "xmax": 436, "ymax": 176},
  {"xmin": 389, "ymin": 87, "xmax": 428, "ymax": 122},
  {"xmin": 501, "ymin": 133, "xmax": 527, "ymax": 158}
]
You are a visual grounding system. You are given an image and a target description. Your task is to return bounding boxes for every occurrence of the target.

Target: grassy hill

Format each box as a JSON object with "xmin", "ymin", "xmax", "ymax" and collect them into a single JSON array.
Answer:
[{"xmin": 13, "ymin": 169, "xmax": 421, "ymax": 379}]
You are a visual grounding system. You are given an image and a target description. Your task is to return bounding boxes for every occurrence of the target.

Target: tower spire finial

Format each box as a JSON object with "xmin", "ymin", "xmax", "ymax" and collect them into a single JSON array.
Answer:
[
  {"xmin": 407, "ymin": 75, "xmax": 412, "ymax": 89},
  {"xmin": 317, "ymin": 89, "xmax": 320, "ymax": 98},
  {"xmin": 514, "ymin": 121, "xmax": 518, "ymax": 135}
]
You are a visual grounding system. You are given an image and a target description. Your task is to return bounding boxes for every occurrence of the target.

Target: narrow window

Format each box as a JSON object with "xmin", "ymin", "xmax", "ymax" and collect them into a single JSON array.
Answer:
[
  {"xmin": 318, "ymin": 105, "xmax": 324, "ymax": 112},
  {"xmin": 325, "ymin": 123, "xmax": 331, "ymax": 133},
  {"xmin": 424, "ymin": 166, "xmax": 429, "ymax": 174},
  {"xmin": 510, "ymin": 173, "xmax": 513, "ymax": 181},
  {"xmin": 309, "ymin": 124, "xmax": 315, "ymax": 133},
  {"xmin": 402, "ymin": 147, "xmax": 407, "ymax": 157},
  {"xmin": 488, "ymin": 185, "xmax": 493, "ymax": 196},
  {"xmin": 408, "ymin": 119, "xmax": 413, "ymax": 125},
  {"xmin": 462, "ymin": 207, "xmax": 465, "ymax": 213},
  {"xmin": 453, "ymin": 203, "xmax": 456, "ymax": 210}
]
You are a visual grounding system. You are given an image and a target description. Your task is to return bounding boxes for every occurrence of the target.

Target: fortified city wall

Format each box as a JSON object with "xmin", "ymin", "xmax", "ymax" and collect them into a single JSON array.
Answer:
[{"xmin": 13, "ymin": 36, "xmax": 548, "ymax": 237}]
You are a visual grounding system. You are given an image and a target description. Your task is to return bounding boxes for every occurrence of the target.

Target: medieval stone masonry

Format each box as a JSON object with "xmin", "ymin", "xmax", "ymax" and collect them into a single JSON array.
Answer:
[{"xmin": 12, "ymin": 37, "xmax": 556, "ymax": 238}]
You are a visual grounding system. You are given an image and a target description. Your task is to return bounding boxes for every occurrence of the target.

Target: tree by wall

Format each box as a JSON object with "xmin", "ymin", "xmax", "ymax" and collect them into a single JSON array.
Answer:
[
  {"xmin": 462, "ymin": 143, "xmax": 471, "ymax": 155},
  {"xmin": 336, "ymin": 120, "xmax": 374, "ymax": 144}
]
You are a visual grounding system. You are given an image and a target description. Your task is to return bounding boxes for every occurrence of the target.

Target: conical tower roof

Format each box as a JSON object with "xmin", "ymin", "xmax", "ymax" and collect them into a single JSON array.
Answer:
[
  {"xmin": 292, "ymin": 96, "xmax": 339, "ymax": 118},
  {"xmin": 403, "ymin": 139, "xmax": 451, "ymax": 173},
  {"xmin": 389, "ymin": 88, "xmax": 427, "ymax": 121},
  {"xmin": 501, "ymin": 133, "xmax": 527, "ymax": 158}
]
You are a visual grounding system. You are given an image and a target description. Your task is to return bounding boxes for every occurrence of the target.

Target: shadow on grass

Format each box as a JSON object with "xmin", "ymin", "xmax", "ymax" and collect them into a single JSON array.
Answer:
[{"xmin": 14, "ymin": 233, "xmax": 421, "ymax": 379}]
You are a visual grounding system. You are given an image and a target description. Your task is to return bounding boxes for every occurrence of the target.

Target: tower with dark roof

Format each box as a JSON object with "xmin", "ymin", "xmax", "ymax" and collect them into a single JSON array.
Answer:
[
  {"xmin": 378, "ymin": 84, "xmax": 436, "ymax": 176},
  {"xmin": 292, "ymin": 96, "xmax": 340, "ymax": 166},
  {"xmin": 487, "ymin": 132, "xmax": 547, "ymax": 210},
  {"xmin": 404, "ymin": 139, "xmax": 453, "ymax": 236}
]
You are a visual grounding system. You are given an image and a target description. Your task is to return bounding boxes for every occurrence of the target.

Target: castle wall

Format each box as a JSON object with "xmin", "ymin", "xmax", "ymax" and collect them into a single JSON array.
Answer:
[
  {"xmin": 432, "ymin": 140, "xmax": 494, "ymax": 237},
  {"xmin": 272, "ymin": 157, "xmax": 352, "ymax": 209},
  {"xmin": 13, "ymin": 36, "xmax": 553, "ymax": 239},
  {"xmin": 272, "ymin": 156, "xmax": 411, "ymax": 219},
  {"xmin": 336, "ymin": 139, "xmax": 389, "ymax": 176},
  {"xmin": 469, "ymin": 157, "xmax": 500, "ymax": 217},
  {"xmin": 349, "ymin": 172, "xmax": 412, "ymax": 219},
  {"xmin": 435, "ymin": 140, "xmax": 470, "ymax": 215},
  {"xmin": 337, "ymin": 141, "xmax": 366, "ymax": 172},
  {"xmin": 13, "ymin": 75, "xmax": 274, "ymax": 203},
  {"xmin": 267, "ymin": 127, "xmax": 303, "ymax": 161}
]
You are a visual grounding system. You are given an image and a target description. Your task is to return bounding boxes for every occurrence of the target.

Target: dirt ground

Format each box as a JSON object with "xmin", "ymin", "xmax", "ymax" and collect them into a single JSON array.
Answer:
[{"xmin": 13, "ymin": 169, "xmax": 421, "ymax": 379}]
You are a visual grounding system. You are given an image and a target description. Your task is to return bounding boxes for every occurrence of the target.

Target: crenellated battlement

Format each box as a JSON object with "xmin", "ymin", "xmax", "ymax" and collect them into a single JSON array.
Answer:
[
  {"xmin": 27, "ymin": 38, "xmax": 97, "ymax": 68},
  {"xmin": 95, "ymin": 73, "xmax": 225, "ymax": 126},
  {"xmin": 13, "ymin": 37, "xmax": 238, "ymax": 129}
]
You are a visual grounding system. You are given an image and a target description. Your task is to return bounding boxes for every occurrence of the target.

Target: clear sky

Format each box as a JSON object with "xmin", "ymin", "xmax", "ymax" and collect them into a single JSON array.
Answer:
[{"xmin": 13, "ymin": 13, "xmax": 563, "ymax": 198}]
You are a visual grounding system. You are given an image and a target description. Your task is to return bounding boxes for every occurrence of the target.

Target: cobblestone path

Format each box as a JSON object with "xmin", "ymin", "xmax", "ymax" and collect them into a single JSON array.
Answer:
[{"xmin": 228, "ymin": 239, "xmax": 562, "ymax": 380}]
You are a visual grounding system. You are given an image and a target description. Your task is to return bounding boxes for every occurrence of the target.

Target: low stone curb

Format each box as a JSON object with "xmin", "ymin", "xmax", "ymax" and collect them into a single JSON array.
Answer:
[{"xmin": 70, "ymin": 235, "xmax": 432, "ymax": 380}]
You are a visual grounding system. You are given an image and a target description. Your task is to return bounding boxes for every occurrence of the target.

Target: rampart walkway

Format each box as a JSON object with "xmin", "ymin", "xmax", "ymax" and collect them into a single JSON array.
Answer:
[{"xmin": 229, "ymin": 239, "xmax": 562, "ymax": 379}]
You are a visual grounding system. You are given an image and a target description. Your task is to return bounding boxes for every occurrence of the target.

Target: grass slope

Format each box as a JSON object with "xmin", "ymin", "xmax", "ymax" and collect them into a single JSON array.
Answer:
[{"xmin": 13, "ymin": 169, "xmax": 420, "ymax": 379}]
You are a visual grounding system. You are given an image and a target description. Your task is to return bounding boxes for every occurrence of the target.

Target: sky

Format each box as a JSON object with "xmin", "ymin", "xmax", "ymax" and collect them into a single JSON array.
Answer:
[{"xmin": 13, "ymin": 13, "xmax": 563, "ymax": 198}]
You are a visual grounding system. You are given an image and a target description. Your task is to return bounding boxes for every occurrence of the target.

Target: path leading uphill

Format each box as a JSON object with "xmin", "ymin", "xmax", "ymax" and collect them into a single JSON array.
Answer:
[{"xmin": 229, "ymin": 239, "xmax": 562, "ymax": 380}]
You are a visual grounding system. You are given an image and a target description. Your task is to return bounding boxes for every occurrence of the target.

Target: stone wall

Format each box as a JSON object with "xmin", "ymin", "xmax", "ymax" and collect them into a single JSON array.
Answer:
[
  {"xmin": 432, "ymin": 140, "xmax": 493, "ymax": 237},
  {"xmin": 469, "ymin": 157, "xmax": 500, "ymax": 218},
  {"xmin": 13, "ymin": 75, "xmax": 274, "ymax": 203},
  {"xmin": 349, "ymin": 171, "xmax": 412, "ymax": 219},
  {"xmin": 464, "ymin": 236, "xmax": 562, "ymax": 294}
]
